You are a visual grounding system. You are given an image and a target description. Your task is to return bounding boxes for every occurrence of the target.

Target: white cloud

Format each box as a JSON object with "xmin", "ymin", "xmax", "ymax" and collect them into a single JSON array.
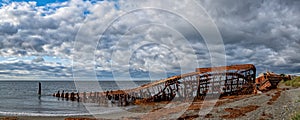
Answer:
[{"xmin": 0, "ymin": 0, "xmax": 299, "ymax": 80}]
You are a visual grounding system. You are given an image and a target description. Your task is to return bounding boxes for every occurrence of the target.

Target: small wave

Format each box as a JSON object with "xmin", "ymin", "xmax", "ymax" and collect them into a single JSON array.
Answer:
[
  {"xmin": 0, "ymin": 111, "xmax": 92, "ymax": 117},
  {"xmin": 0, "ymin": 106, "xmax": 137, "ymax": 117},
  {"xmin": 86, "ymin": 106, "xmax": 135, "ymax": 115}
]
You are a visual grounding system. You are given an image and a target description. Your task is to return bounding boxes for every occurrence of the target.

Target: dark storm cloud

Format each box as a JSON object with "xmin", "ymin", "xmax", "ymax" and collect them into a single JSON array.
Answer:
[
  {"xmin": 199, "ymin": 0, "xmax": 300, "ymax": 74},
  {"xmin": 32, "ymin": 56, "xmax": 44, "ymax": 63},
  {"xmin": 0, "ymin": 60, "xmax": 72, "ymax": 78},
  {"xmin": 0, "ymin": 23, "xmax": 18, "ymax": 35}
]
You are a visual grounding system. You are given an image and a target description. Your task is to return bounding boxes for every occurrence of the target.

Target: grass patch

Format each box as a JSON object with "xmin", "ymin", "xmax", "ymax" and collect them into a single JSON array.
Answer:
[
  {"xmin": 291, "ymin": 112, "xmax": 300, "ymax": 120},
  {"xmin": 284, "ymin": 77, "xmax": 300, "ymax": 87}
]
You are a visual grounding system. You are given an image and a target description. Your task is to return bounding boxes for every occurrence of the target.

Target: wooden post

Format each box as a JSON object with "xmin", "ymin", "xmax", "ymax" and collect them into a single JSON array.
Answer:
[
  {"xmin": 65, "ymin": 92, "xmax": 69, "ymax": 100},
  {"xmin": 56, "ymin": 90, "xmax": 60, "ymax": 97},
  {"xmin": 61, "ymin": 90, "xmax": 65, "ymax": 98},
  {"xmin": 38, "ymin": 82, "xmax": 41, "ymax": 96},
  {"xmin": 70, "ymin": 92, "xmax": 75, "ymax": 101}
]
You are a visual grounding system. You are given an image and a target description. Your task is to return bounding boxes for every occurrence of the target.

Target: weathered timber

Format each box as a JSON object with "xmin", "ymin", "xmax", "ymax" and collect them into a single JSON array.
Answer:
[
  {"xmin": 255, "ymin": 71, "xmax": 291, "ymax": 91},
  {"xmin": 38, "ymin": 82, "xmax": 41, "ymax": 96},
  {"xmin": 53, "ymin": 64, "xmax": 257, "ymax": 106}
]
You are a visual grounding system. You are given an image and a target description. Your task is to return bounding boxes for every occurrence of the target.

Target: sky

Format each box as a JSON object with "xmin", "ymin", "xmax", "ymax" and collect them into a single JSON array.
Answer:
[{"xmin": 0, "ymin": 0, "xmax": 299, "ymax": 80}]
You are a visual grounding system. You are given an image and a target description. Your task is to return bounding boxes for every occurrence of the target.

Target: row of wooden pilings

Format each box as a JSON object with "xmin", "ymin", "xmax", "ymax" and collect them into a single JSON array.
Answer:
[
  {"xmin": 52, "ymin": 89, "xmax": 178, "ymax": 106},
  {"xmin": 80, "ymin": 91, "xmax": 132, "ymax": 106},
  {"xmin": 52, "ymin": 90, "xmax": 135, "ymax": 106},
  {"xmin": 52, "ymin": 90, "xmax": 80, "ymax": 101}
]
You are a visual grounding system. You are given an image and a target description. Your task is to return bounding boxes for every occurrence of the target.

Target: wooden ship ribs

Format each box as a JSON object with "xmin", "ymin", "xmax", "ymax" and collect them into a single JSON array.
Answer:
[
  {"xmin": 255, "ymin": 72, "xmax": 291, "ymax": 91},
  {"xmin": 54, "ymin": 64, "xmax": 257, "ymax": 106}
]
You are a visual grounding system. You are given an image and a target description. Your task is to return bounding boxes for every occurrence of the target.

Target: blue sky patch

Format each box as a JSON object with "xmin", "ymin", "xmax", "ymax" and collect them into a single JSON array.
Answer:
[{"xmin": 3, "ymin": 0, "xmax": 68, "ymax": 6}]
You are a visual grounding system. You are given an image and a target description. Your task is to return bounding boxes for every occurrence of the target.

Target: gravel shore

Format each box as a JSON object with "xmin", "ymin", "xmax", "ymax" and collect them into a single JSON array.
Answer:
[{"xmin": 178, "ymin": 85, "xmax": 300, "ymax": 120}]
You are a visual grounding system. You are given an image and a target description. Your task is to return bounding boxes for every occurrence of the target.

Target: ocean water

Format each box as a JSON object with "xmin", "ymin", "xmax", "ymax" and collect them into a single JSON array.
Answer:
[{"xmin": 0, "ymin": 81, "xmax": 148, "ymax": 116}]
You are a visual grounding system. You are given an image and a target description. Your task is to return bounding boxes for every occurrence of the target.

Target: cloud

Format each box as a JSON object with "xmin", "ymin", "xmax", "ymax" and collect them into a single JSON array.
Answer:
[
  {"xmin": 0, "ymin": 1, "xmax": 88, "ymax": 58},
  {"xmin": 198, "ymin": 0, "xmax": 300, "ymax": 74},
  {"xmin": 0, "ymin": 22, "xmax": 18, "ymax": 35},
  {"xmin": 0, "ymin": 58, "xmax": 72, "ymax": 79},
  {"xmin": 32, "ymin": 56, "xmax": 44, "ymax": 63},
  {"xmin": 0, "ymin": 0, "xmax": 299, "ymax": 80}
]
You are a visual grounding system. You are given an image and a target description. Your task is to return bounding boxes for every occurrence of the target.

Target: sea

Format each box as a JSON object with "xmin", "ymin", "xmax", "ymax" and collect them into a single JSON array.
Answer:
[{"xmin": 0, "ymin": 81, "xmax": 149, "ymax": 116}]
